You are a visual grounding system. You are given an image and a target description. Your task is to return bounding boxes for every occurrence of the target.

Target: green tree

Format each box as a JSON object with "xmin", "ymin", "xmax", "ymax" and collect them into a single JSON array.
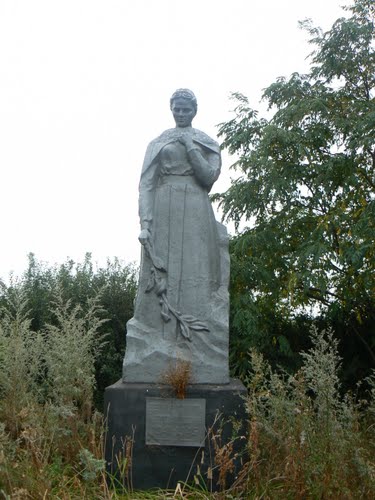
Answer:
[
  {"xmin": 1, "ymin": 253, "xmax": 137, "ymax": 407},
  {"xmin": 215, "ymin": 0, "xmax": 375, "ymax": 379}
]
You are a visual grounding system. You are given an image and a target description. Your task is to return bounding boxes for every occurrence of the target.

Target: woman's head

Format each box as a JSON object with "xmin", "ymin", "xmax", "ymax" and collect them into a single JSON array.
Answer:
[
  {"xmin": 170, "ymin": 89, "xmax": 198, "ymax": 113},
  {"xmin": 170, "ymin": 89, "xmax": 197, "ymax": 128}
]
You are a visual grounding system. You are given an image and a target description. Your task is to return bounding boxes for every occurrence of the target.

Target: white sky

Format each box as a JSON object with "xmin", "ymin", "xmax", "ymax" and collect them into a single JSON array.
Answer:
[{"xmin": 0, "ymin": 0, "xmax": 349, "ymax": 279}]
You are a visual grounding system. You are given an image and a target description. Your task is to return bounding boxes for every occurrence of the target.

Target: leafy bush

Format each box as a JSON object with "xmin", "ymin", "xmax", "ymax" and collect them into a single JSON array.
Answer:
[
  {"xmin": 236, "ymin": 327, "xmax": 375, "ymax": 498},
  {"xmin": 1, "ymin": 253, "xmax": 137, "ymax": 408},
  {"xmin": 0, "ymin": 287, "xmax": 108, "ymax": 497}
]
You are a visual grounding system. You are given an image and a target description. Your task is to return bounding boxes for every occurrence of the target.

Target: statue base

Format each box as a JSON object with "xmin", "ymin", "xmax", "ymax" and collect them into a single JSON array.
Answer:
[{"xmin": 104, "ymin": 379, "xmax": 247, "ymax": 491}]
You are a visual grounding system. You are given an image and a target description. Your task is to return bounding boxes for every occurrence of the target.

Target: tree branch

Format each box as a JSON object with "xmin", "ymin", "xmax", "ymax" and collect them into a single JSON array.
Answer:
[
  {"xmin": 358, "ymin": 166, "xmax": 375, "ymax": 190},
  {"xmin": 352, "ymin": 324, "xmax": 375, "ymax": 364}
]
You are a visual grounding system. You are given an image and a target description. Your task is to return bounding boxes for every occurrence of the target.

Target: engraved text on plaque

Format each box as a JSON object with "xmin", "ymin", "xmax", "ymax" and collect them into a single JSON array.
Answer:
[{"xmin": 146, "ymin": 397, "xmax": 206, "ymax": 447}]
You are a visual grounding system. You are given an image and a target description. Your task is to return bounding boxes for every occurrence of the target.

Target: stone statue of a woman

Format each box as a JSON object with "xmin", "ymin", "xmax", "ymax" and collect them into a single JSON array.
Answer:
[{"xmin": 123, "ymin": 89, "xmax": 229, "ymax": 384}]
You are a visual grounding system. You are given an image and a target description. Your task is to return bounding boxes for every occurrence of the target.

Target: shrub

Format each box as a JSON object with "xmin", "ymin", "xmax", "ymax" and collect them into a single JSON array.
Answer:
[
  {"xmin": 0, "ymin": 287, "xmax": 108, "ymax": 498},
  {"xmin": 0, "ymin": 253, "xmax": 138, "ymax": 408},
  {"xmin": 237, "ymin": 327, "xmax": 375, "ymax": 498}
]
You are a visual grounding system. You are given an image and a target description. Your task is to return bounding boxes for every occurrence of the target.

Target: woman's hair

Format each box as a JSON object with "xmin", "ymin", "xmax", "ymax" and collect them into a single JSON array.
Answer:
[{"xmin": 170, "ymin": 88, "xmax": 198, "ymax": 113}]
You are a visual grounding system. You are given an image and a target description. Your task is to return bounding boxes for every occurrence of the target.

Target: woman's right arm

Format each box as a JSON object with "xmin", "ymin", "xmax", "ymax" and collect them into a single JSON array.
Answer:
[{"xmin": 138, "ymin": 145, "xmax": 159, "ymax": 244}]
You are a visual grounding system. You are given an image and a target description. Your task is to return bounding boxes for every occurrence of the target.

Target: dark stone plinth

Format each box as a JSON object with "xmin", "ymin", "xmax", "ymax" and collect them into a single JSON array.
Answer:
[{"xmin": 104, "ymin": 379, "xmax": 247, "ymax": 491}]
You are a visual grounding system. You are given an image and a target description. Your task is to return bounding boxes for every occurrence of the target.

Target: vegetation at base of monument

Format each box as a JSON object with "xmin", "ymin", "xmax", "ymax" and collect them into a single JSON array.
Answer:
[
  {"xmin": 238, "ymin": 328, "xmax": 375, "ymax": 499},
  {"xmin": 214, "ymin": 0, "xmax": 375, "ymax": 387},
  {"xmin": 0, "ymin": 287, "xmax": 109, "ymax": 498},
  {"xmin": 0, "ymin": 290, "xmax": 374, "ymax": 497},
  {"xmin": 0, "ymin": 252, "xmax": 137, "ymax": 408},
  {"xmin": 160, "ymin": 359, "xmax": 192, "ymax": 398}
]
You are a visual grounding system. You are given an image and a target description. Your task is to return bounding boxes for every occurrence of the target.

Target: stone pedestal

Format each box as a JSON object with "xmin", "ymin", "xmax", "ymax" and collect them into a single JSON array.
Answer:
[{"xmin": 104, "ymin": 379, "xmax": 247, "ymax": 491}]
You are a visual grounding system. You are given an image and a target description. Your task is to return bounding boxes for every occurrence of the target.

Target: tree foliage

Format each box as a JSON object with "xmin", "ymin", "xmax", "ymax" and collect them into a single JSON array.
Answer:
[
  {"xmin": 215, "ymin": 0, "xmax": 375, "ymax": 379},
  {"xmin": 0, "ymin": 253, "xmax": 137, "ymax": 407}
]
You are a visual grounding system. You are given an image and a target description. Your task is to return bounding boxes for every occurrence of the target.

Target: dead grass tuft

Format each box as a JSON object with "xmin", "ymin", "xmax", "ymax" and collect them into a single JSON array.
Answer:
[{"xmin": 160, "ymin": 359, "xmax": 192, "ymax": 399}]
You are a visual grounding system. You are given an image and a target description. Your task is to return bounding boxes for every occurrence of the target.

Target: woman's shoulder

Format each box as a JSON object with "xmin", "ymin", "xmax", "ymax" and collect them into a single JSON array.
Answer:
[
  {"xmin": 147, "ymin": 127, "xmax": 220, "ymax": 153},
  {"xmin": 151, "ymin": 128, "xmax": 177, "ymax": 144},
  {"xmin": 141, "ymin": 130, "xmax": 176, "ymax": 172},
  {"xmin": 192, "ymin": 129, "xmax": 220, "ymax": 153}
]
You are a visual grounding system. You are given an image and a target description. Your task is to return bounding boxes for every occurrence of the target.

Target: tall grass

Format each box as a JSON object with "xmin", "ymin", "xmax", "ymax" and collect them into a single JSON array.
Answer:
[
  {"xmin": 0, "ymin": 287, "xmax": 109, "ymax": 498},
  {"xmin": 235, "ymin": 327, "xmax": 375, "ymax": 498}
]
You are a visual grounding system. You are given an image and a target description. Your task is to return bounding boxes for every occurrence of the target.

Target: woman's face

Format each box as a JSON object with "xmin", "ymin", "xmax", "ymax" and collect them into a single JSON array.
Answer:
[{"xmin": 171, "ymin": 98, "xmax": 196, "ymax": 128}]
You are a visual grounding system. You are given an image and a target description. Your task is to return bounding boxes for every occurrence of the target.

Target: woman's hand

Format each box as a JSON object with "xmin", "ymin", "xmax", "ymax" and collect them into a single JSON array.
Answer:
[
  {"xmin": 138, "ymin": 228, "xmax": 151, "ymax": 246},
  {"xmin": 177, "ymin": 133, "xmax": 194, "ymax": 150}
]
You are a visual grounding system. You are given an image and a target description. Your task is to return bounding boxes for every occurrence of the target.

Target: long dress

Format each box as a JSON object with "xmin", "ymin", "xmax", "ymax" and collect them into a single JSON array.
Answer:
[{"xmin": 123, "ymin": 127, "xmax": 230, "ymax": 384}]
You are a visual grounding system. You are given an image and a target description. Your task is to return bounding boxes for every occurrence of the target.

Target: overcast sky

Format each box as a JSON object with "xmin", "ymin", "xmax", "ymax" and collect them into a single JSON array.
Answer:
[{"xmin": 0, "ymin": 0, "xmax": 350, "ymax": 280}]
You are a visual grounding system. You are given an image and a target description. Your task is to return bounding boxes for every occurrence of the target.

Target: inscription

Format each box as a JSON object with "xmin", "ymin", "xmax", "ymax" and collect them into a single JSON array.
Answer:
[{"xmin": 146, "ymin": 398, "xmax": 206, "ymax": 447}]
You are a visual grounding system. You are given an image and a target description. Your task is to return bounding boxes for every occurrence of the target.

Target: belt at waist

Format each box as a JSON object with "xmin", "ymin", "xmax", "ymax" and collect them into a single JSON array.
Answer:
[{"xmin": 157, "ymin": 174, "xmax": 202, "ymax": 189}]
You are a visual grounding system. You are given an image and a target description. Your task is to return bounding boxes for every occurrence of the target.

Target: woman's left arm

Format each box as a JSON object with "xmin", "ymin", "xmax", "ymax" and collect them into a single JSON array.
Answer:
[{"xmin": 180, "ymin": 136, "xmax": 221, "ymax": 191}]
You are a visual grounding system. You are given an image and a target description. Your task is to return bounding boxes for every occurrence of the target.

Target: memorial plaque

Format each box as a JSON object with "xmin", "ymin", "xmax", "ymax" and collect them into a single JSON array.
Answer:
[{"xmin": 146, "ymin": 398, "xmax": 206, "ymax": 447}]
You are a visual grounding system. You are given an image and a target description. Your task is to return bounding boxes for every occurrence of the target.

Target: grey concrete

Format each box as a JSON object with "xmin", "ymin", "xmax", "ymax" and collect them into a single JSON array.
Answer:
[
  {"xmin": 123, "ymin": 89, "xmax": 230, "ymax": 384},
  {"xmin": 104, "ymin": 379, "xmax": 247, "ymax": 490}
]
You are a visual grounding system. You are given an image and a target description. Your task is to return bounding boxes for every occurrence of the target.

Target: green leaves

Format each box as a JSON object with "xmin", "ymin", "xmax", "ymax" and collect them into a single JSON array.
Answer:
[
  {"xmin": 216, "ymin": 0, "xmax": 375, "ymax": 377},
  {"xmin": 218, "ymin": 0, "xmax": 374, "ymax": 314},
  {"xmin": 0, "ymin": 253, "xmax": 138, "ymax": 408}
]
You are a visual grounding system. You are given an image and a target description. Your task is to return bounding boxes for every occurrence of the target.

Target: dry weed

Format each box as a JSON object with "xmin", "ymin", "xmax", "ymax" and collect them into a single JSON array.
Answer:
[{"xmin": 160, "ymin": 359, "xmax": 192, "ymax": 399}]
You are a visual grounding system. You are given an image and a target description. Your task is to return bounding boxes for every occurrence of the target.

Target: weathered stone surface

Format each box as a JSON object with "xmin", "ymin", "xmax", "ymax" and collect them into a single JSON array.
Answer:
[{"xmin": 122, "ymin": 89, "xmax": 230, "ymax": 384}]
